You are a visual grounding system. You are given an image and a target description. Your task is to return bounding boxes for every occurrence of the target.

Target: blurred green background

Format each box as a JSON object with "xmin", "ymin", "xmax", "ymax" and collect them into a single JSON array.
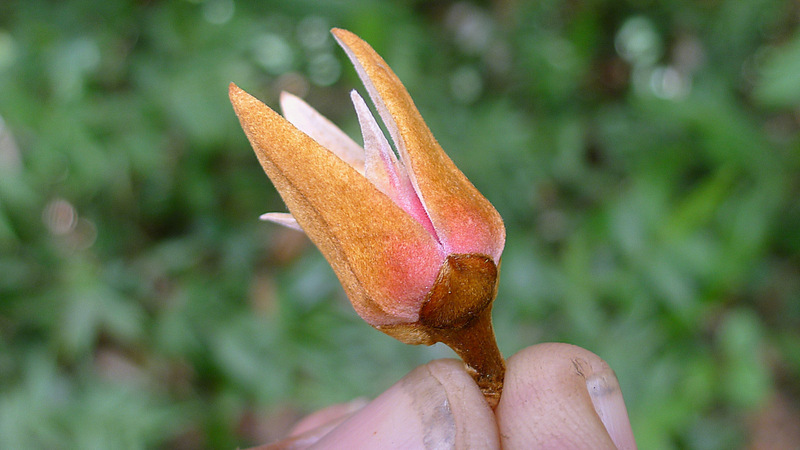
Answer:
[{"xmin": 1, "ymin": 0, "xmax": 799, "ymax": 448}]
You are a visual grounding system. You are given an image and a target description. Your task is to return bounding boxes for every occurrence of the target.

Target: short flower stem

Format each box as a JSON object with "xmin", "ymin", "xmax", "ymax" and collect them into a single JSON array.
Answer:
[{"xmin": 430, "ymin": 305, "xmax": 506, "ymax": 409}]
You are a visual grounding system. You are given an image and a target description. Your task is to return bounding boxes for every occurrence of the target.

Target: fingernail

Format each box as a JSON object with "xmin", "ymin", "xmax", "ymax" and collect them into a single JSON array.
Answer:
[
  {"xmin": 586, "ymin": 369, "xmax": 638, "ymax": 450},
  {"xmin": 424, "ymin": 359, "xmax": 500, "ymax": 448}
]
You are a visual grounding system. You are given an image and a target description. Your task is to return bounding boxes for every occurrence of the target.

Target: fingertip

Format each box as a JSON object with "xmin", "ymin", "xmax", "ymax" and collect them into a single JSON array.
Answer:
[{"xmin": 496, "ymin": 343, "xmax": 636, "ymax": 449}]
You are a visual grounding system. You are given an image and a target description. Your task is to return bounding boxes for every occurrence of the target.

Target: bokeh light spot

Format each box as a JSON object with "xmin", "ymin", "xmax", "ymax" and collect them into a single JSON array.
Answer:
[
  {"xmin": 43, "ymin": 198, "xmax": 77, "ymax": 236},
  {"xmin": 616, "ymin": 17, "xmax": 662, "ymax": 67},
  {"xmin": 202, "ymin": 0, "xmax": 234, "ymax": 25},
  {"xmin": 253, "ymin": 33, "xmax": 294, "ymax": 75}
]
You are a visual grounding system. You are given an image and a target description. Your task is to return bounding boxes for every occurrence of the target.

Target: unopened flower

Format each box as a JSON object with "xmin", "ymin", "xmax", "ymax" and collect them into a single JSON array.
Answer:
[{"xmin": 230, "ymin": 28, "xmax": 505, "ymax": 405}]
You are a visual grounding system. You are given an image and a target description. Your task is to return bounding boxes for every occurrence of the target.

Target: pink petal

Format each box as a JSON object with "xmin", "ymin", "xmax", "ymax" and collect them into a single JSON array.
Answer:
[
  {"xmin": 351, "ymin": 90, "xmax": 399, "ymax": 198},
  {"xmin": 351, "ymin": 90, "xmax": 437, "ymax": 238}
]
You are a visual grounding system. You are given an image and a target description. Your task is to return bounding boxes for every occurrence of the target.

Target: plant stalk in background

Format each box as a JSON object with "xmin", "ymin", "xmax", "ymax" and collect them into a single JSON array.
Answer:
[{"xmin": 229, "ymin": 28, "xmax": 506, "ymax": 406}]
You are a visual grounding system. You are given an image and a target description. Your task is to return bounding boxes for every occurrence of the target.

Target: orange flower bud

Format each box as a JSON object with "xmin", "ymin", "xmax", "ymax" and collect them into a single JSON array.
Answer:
[{"xmin": 230, "ymin": 29, "xmax": 506, "ymax": 405}]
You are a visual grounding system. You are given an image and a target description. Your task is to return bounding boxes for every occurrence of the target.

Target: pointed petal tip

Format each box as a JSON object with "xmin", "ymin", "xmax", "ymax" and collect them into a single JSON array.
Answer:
[
  {"xmin": 279, "ymin": 90, "xmax": 298, "ymax": 104},
  {"xmin": 228, "ymin": 82, "xmax": 257, "ymax": 114},
  {"xmin": 278, "ymin": 90, "xmax": 302, "ymax": 116},
  {"xmin": 330, "ymin": 28, "xmax": 348, "ymax": 38},
  {"xmin": 330, "ymin": 28, "xmax": 367, "ymax": 58},
  {"xmin": 228, "ymin": 82, "xmax": 242, "ymax": 98}
]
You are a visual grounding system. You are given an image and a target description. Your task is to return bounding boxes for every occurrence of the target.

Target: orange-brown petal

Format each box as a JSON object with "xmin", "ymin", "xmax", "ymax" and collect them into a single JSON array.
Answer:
[
  {"xmin": 331, "ymin": 28, "xmax": 505, "ymax": 262},
  {"xmin": 230, "ymin": 83, "xmax": 443, "ymax": 325}
]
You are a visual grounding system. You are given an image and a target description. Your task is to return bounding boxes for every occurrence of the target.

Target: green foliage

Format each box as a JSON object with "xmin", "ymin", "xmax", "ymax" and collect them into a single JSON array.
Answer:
[{"xmin": 1, "ymin": 0, "xmax": 798, "ymax": 447}]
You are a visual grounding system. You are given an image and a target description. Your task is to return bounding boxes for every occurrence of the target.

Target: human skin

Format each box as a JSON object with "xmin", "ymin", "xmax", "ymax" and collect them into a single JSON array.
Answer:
[{"xmin": 255, "ymin": 343, "xmax": 637, "ymax": 449}]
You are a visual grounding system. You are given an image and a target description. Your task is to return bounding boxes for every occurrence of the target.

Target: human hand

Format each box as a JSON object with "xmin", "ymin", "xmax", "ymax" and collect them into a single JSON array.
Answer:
[{"xmin": 257, "ymin": 343, "xmax": 636, "ymax": 449}]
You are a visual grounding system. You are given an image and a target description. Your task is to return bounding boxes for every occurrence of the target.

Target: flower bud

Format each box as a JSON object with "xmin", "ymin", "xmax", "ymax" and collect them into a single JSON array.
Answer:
[{"xmin": 230, "ymin": 28, "xmax": 506, "ymax": 405}]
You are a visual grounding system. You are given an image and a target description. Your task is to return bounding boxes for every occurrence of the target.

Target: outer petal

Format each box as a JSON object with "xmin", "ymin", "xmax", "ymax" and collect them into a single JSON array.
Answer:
[
  {"xmin": 230, "ymin": 84, "xmax": 443, "ymax": 325},
  {"xmin": 332, "ymin": 28, "xmax": 505, "ymax": 262}
]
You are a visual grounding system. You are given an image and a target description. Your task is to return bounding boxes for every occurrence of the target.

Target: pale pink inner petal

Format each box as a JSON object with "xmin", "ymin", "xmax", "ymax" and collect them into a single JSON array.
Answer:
[
  {"xmin": 351, "ymin": 90, "xmax": 399, "ymax": 196},
  {"xmin": 332, "ymin": 36, "xmax": 430, "ymax": 224},
  {"xmin": 331, "ymin": 40, "xmax": 404, "ymax": 167},
  {"xmin": 280, "ymin": 92, "xmax": 365, "ymax": 174},
  {"xmin": 260, "ymin": 212, "xmax": 303, "ymax": 231},
  {"xmin": 351, "ymin": 91, "xmax": 437, "ymax": 238}
]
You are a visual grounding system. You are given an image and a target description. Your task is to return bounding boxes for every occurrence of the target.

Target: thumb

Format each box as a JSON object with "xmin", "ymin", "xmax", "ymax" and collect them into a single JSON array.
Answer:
[{"xmin": 495, "ymin": 343, "xmax": 637, "ymax": 449}]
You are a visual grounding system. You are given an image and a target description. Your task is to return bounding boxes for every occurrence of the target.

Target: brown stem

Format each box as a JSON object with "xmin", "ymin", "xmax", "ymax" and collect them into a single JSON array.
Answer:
[{"xmin": 429, "ymin": 305, "xmax": 505, "ymax": 409}]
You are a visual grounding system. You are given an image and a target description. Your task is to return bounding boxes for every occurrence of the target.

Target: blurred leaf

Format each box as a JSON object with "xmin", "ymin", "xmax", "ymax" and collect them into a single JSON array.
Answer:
[
  {"xmin": 717, "ymin": 308, "xmax": 772, "ymax": 409},
  {"xmin": 753, "ymin": 30, "xmax": 800, "ymax": 108}
]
